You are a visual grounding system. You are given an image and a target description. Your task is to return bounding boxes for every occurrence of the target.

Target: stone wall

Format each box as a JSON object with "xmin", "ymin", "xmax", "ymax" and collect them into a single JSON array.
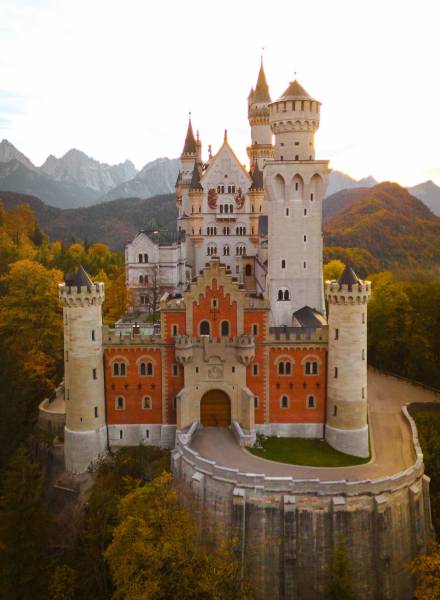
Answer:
[{"xmin": 172, "ymin": 406, "xmax": 434, "ymax": 600}]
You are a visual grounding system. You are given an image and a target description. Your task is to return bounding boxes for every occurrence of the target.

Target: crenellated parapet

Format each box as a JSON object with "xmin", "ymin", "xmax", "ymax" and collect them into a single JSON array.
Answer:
[
  {"xmin": 325, "ymin": 279, "xmax": 372, "ymax": 305},
  {"xmin": 59, "ymin": 281, "xmax": 105, "ymax": 307}
]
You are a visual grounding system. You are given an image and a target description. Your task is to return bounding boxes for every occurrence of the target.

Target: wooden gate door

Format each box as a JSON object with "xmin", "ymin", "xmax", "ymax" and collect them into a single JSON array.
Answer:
[{"xmin": 200, "ymin": 390, "xmax": 231, "ymax": 427}]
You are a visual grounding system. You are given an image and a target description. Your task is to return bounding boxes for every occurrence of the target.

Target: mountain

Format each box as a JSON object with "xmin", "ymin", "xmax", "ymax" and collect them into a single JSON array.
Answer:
[
  {"xmin": 103, "ymin": 157, "xmax": 179, "ymax": 202},
  {"xmin": 0, "ymin": 139, "xmax": 36, "ymax": 171},
  {"xmin": 0, "ymin": 160, "xmax": 100, "ymax": 209},
  {"xmin": 0, "ymin": 190, "xmax": 177, "ymax": 250},
  {"xmin": 40, "ymin": 149, "xmax": 137, "ymax": 194},
  {"xmin": 324, "ymin": 182, "xmax": 440, "ymax": 271},
  {"xmin": 325, "ymin": 170, "xmax": 378, "ymax": 197},
  {"xmin": 407, "ymin": 180, "xmax": 440, "ymax": 216}
]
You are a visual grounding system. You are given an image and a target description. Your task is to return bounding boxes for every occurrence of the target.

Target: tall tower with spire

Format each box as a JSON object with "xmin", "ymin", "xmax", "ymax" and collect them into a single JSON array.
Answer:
[
  {"xmin": 247, "ymin": 61, "xmax": 274, "ymax": 170},
  {"xmin": 264, "ymin": 78, "xmax": 329, "ymax": 326}
]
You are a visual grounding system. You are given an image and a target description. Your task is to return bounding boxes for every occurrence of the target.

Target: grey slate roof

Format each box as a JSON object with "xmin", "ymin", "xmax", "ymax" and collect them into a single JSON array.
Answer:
[
  {"xmin": 190, "ymin": 162, "xmax": 203, "ymax": 190},
  {"xmin": 250, "ymin": 162, "xmax": 264, "ymax": 190},
  {"xmin": 292, "ymin": 306, "xmax": 327, "ymax": 328},
  {"xmin": 279, "ymin": 79, "xmax": 312, "ymax": 101},
  {"xmin": 182, "ymin": 119, "xmax": 197, "ymax": 155},
  {"xmin": 65, "ymin": 265, "xmax": 93, "ymax": 288},
  {"xmin": 338, "ymin": 265, "xmax": 361, "ymax": 290}
]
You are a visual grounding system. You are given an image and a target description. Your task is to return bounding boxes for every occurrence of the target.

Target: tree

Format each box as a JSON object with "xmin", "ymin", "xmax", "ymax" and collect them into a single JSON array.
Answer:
[
  {"xmin": 325, "ymin": 534, "xmax": 357, "ymax": 600},
  {"xmin": 410, "ymin": 541, "xmax": 440, "ymax": 600},
  {"xmin": 0, "ymin": 447, "xmax": 52, "ymax": 599},
  {"xmin": 323, "ymin": 259, "xmax": 345, "ymax": 282},
  {"xmin": 105, "ymin": 473, "xmax": 254, "ymax": 600},
  {"xmin": 49, "ymin": 565, "xmax": 78, "ymax": 600},
  {"xmin": 104, "ymin": 267, "xmax": 132, "ymax": 325}
]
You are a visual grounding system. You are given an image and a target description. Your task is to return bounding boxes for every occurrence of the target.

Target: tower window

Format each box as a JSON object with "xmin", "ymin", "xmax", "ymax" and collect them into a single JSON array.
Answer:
[
  {"xmin": 140, "ymin": 361, "xmax": 154, "ymax": 376},
  {"xmin": 334, "ymin": 367, "xmax": 338, "ymax": 378},
  {"xmin": 295, "ymin": 141, "xmax": 299, "ymax": 146},
  {"xmin": 295, "ymin": 183, "xmax": 299, "ymax": 191},
  {"xmin": 333, "ymin": 405, "xmax": 337, "ymax": 417},
  {"xmin": 278, "ymin": 361, "xmax": 292, "ymax": 376},
  {"xmin": 254, "ymin": 396, "xmax": 259, "ymax": 409},
  {"xmin": 172, "ymin": 364, "xmax": 179, "ymax": 377},
  {"xmin": 280, "ymin": 395, "xmax": 289, "ymax": 409},
  {"xmin": 94, "ymin": 406, "xmax": 98, "ymax": 418},
  {"xmin": 200, "ymin": 321, "xmax": 210, "ymax": 336},
  {"xmin": 92, "ymin": 330, "xmax": 95, "ymax": 341},
  {"xmin": 252, "ymin": 363, "xmax": 259, "ymax": 376},
  {"xmin": 221, "ymin": 321, "xmax": 230, "ymax": 336},
  {"xmin": 119, "ymin": 429, "xmax": 123, "ymax": 439},
  {"xmin": 303, "ymin": 262, "xmax": 307, "ymax": 269},
  {"xmin": 138, "ymin": 254, "xmax": 143, "ymax": 263},
  {"xmin": 362, "ymin": 313, "xmax": 365, "ymax": 324},
  {"xmin": 144, "ymin": 254, "xmax": 149, "ymax": 263},
  {"xmin": 172, "ymin": 324, "xmax": 178, "ymax": 336},
  {"xmin": 362, "ymin": 348, "xmax": 365, "ymax": 360},
  {"xmin": 145, "ymin": 429, "xmax": 150, "ymax": 438},
  {"xmin": 295, "ymin": 155, "xmax": 299, "ymax": 161},
  {"xmin": 362, "ymin": 387, "xmax": 365, "ymax": 399},
  {"xmin": 304, "ymin": 235, "xmax": 307, "ymax": 242},
  {"xmin": 286, "ymin": 208, "xmax": 289, "ymax": 216},
  {"xmin": 335, "ymin": 328, "xmax": 339, "ymax": 340},
  {"xmin": 304, "ymin": 209, "xmax": 307, "ymax": 216},
  {"xmin": 281, "ymin": 259, "xmax": 286, "ymax": 269},
  {"xmin": 252, "ymin": 323, "xmax": 258, "ymax": 336},
  {"xmin": 280, "ymin": 155, "xmax": 284, "ymax": 161},
  {"xmin": 310, "ymin": 193, "xmax": 314, "ymax": 201},
  {"xmin": 142, "ymin": 396, "xmax": 152, "ymax": 410},
  {"xmin": 92, "ymin": 368, "xmax": 97, "ymax": 380}
]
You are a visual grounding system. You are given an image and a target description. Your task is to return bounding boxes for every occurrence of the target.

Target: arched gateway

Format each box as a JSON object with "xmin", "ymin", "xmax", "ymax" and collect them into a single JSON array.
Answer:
[{"xmin": 200, "ymin": 390, "xmax": 231, "ymax": 427}]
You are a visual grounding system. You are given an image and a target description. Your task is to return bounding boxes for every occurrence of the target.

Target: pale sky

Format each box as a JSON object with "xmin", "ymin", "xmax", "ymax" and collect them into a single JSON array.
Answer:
[{"xmin": 1, "ymin": 0, "xmax": 439, "ymax": 186}]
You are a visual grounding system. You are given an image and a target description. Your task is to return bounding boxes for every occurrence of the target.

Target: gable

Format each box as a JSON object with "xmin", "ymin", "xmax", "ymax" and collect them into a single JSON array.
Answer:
[{"xmin": 201, "ymin": 142, "xmax": 251, "ymax": 192}]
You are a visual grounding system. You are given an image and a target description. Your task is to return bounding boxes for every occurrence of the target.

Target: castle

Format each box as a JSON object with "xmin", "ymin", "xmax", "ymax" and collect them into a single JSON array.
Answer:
[{"xmin": 57, "ymin": 63, "xmax": 372, "ymax": 474}]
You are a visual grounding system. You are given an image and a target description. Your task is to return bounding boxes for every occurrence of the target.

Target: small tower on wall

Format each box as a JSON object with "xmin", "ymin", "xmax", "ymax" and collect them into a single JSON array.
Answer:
[
  {"xmin": 325, "ymin": 266, "xmax": 372, "ymax": 457},
  {"xmin": 59, "ymin": 266, "xmax": 107, "ymax": 474},
  {"xmin": 247, "ymin": 61, "xmax": 274, "ymax": 170},
  {"xmin": 264, "ymin": 78, "xmax": 329, "ymax": 326},
  {"xmin": 176, "ymin": 117, "xmax": 199, "ymax": 274}
]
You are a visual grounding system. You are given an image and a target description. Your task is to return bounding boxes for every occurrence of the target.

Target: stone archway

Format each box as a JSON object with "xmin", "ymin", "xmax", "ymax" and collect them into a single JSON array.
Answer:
[{"xmin": 200, "ymin": 389, "xmax": 231, "ymax": 427}]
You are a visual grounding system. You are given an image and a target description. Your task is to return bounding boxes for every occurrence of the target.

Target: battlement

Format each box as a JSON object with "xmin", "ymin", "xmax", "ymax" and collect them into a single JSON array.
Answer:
[
  {"xmin": 59, "ymin": 281, "xmax": 105, "ymax": 306},
  {"xmin": 268, "ymin": 326, "xmax": 328, "ymax": 344},
  {"xmin": 102, "ymin": 326, "xmax": 162, "ymax": 347},
  {"xmin": 175, "ymin": 334, "xmax": 256, "ymax": 366},
  {"xmin": 325, "ymin": 280, "xmax": 372, "ymax": 304}
]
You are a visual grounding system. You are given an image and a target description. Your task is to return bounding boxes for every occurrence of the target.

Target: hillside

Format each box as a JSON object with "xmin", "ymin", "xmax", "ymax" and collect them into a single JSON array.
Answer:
[
  {"xmin": 0, "ymin": 191, "xmax": 177, "ymax": 250},
  {"xmin": 324, "ymin": 182, "xmax": 440, "ymax": 270}
]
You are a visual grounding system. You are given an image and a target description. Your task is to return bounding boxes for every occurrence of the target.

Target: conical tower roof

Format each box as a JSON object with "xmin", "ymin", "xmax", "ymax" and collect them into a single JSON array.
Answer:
[
  {"xmin": 190, "ymin": 161, "xmax": 203, "ymax": 190},
  {"xmin": 279, "ymin": 79, "xmax": 312, "ymax": 101},
  {"xmin": 253, "ymin": 63, "xmax": 271, "ymax": 103},
  {"xmin": 250, "ymin": 162, "xmax": 264, "ymax": 190},
  {"xmin": 182, "ymin": 118, "xmax": 197, "ymax": 155},
  {"xmin": 65, "ymin": 264, "xmax": 93, "ymax": 288},
  {"xmin": 338, "ymin": 265, "xmax": 361, "ymax": 290}
]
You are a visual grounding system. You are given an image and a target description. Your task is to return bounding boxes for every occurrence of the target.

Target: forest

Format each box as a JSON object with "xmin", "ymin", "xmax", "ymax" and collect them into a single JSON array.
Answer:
[{"xmin": 0, "ymin": 200, "xmax": 439, "ymax": 599}]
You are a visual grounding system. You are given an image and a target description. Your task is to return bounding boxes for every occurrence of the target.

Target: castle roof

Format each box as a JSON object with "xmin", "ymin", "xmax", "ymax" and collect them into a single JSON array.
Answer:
[
  {"xmin": 190, "ymin": 162, "xmax": 203, "ymax": 190},
  {"xmin": 65, "ymin": 265, "xmax": 93, "ymax": 288},
  {"xmin": 338, "ymin": 265, "xmax": 361, "ymax": 290},
  {"xmin": 253, "ymin": 63, "xmax": 271, "ymax": 103},
  {"xmin": 250, "ymin": 162, "xmax": 264, "ymax": 190},
  {"xmin": 182, "ymin": 118, "xmax": 197, "ymax": 155},
  {"xmin": 292, "ymin": 306, "xmax": 327, "ymax": 328},
  {"xmin": 279, "ymin": 79, "xmax": 312, "ymax": 101}
]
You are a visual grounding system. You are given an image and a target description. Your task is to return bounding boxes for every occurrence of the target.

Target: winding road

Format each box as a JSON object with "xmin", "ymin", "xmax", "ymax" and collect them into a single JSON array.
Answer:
[{"xmin": 190, "ymin": 370, "xmax": 440, "ymax": 481}]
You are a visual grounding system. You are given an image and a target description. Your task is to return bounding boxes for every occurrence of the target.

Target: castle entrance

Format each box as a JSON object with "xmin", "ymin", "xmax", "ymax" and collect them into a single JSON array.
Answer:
[{"xmin": 200, "ymin": 390, "xmax": 231, "ymax": 427}]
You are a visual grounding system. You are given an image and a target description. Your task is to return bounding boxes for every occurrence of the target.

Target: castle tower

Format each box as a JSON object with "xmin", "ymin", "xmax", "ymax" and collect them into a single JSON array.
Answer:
[
  {"xmin": 264, "ymin": 78, "xmax": 329, "ymax": 326},
  {"xmin": 247, "ymin": 61, "xmax": 274, "ymax": 170},
  {"xmin": 59, "ymin": 266, "xmax": 107, "ymax": 473},
  {"xmin": 325, "ymin": 266, "xmax": 372, "ymax": 457}
]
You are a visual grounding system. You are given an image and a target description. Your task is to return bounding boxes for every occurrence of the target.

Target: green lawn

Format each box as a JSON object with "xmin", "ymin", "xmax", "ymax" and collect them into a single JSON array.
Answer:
[{"xmin": 249, "ymin": 436, "xmax": 370, "ymax": 467}]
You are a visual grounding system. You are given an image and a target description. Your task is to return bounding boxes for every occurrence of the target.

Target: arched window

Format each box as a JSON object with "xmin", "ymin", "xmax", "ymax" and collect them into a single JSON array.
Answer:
[
  {"xmin": 138, "ymin": 253, "xmax": 143, "ymax": 263},
  {"xmin": 278, "ymin": 289, "xmax": 283, "ymax": 301},
  {"xmin": 307, "ymin": 395, "xmax": 316, "ymax": 409},
  {"xmin": 281, "ymin": 259, "xmax": 286, "ymax": 269},
  {"xmin": 280, "ymin": 395, "xmax": 289, "ymax": 409},
  {"xmin": 230, "ymin": 204, "xmax": 234, "ymax": 213},
  {"xmin": 220, "ymin": 205, "xmax": 224, "ymax": 213},
  {"xmin": 142, "ymin": 396, "xmax": 152, "ymax": 410},
  {"xmin": 144, "ymin": 253, "xmax": 149, "ymax": 263},
  {"xmin": 245, "ymin": 264, "xmax": 252, "ymax": 276},
  {"xmin": 221, "ymin": 321, "xmax": 230, "ymax": 336},
  {"xmin": 223, "ymin": 245, "xmax": 230, "ymax": 256},
  {"xmin": 305, "ymin": 360, "xmax": 319, "ymax": 375},
  {"xmin": 115, "ymin": 396, "xmax": 125, "ymax": 410},
  {"xmin": 139, "ymin": 275, "xmax": 144, "ymax": 284},
  {"xmin": 113, "ymin": 361, "xmax": 127, "ymax": 377},
  {"xmin": 200, "ymin": 321, "xmax": 210, "ymax": 336},
  {"xmin": 225, "ymin": 204, "xmax": 229, "ymax": 214},
  {"xmin": 140, "ymin": 361, "xmax": 154, "ymax": 376},
  {"xmin": 283, "ymin": 289, "xmax": 290, "ymax": 301},
  {"xmin": 278, "ymin": 360, "xmax": 292, "ymax": 376}
]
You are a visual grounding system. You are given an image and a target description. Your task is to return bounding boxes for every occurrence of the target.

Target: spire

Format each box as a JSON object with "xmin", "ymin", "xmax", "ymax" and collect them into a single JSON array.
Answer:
[
  {"xmin": 253, "ymin": 62, "xmax": 271, "ymax": 103},
  {"xmin": 224, "ymin": 129, "xmax": 228, "ymax": 143},
  {"xmin": 65, "ymin": 265, "xmax": 93, "ymax": 289},
  {"xmin": 279, "ymin": 79, "xmax": 312, "ymax": 100},
  {"xmin": 250, "ymin": 162, "xmax": 263, "ymax": 190},
  {"xmin": 338, "ymin": 265, "xmax": 361, "ymax": 290},
  {"xmin": 182, "ymin": 116, "xmax": 197, "ymax": 155},
  {"xmin": 190, "ymin": 162, "xmax": 203, "ymax": 190}
]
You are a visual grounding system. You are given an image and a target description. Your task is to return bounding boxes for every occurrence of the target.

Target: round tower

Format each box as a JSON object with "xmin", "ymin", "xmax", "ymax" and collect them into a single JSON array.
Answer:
[
  {"xmin": 247, "ymin": 61, "xmax": 274, "ymax": 170},
  {"xmin": 325, "ymin": 266, "xmax": 372, "ymax": 457},
  {"xmin": 59, "ymin": 266, "xmax": 107, "ymax": 473}
]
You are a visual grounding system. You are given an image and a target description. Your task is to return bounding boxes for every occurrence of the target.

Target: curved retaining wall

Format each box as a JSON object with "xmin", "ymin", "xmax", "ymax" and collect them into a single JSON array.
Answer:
[{"xmin": 171, "ymin": 407, "xmax": 434, "ymax": 600}]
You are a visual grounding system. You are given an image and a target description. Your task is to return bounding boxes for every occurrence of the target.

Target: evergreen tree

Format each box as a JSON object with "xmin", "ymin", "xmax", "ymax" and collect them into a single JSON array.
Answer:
[
  {"xmin": 325, "ymin": 534, "xmax": 357, "ymax": 600},
  {"xmin": 0, "ymin": 447, "xmax": 52, "ymax": 599}
]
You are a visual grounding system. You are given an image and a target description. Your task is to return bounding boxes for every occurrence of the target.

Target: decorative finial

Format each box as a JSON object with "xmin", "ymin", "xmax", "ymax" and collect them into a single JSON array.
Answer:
[
  {"xmin": 224, "ymin": 129, "xmax": 228, "ymax": 142},
  {"xmin": 208, "ymin": 144, "xmax": 212, "ymax": 159},
  {"xmin": 261, "ymin": 47, "xmax": 265, "ymax": 65},
  {"xmin": 294, "ymin": 71, "xmax": 297, "ymax": 79},
  {"xmin": 196, "ymin": 129, "xmax": 200, "ymax": 142},
  {"xmin": 189, "ymin": 109, "xmax": 192, "ymax": 121}
]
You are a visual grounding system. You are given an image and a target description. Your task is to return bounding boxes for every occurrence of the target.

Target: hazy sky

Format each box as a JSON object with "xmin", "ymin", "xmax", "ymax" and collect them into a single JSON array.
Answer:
[{"xmin": 1, "ymin": 0, "xmax": 439, "ymax": 185}]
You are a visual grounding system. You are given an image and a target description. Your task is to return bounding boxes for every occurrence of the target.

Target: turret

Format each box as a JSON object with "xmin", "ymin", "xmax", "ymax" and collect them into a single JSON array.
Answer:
[
  {"xmin": 59, "ymin": 266, "xmax": 107, "ymax": 473},
  {"xmin": 325, "ymin": 266, "xmax": 372, "ymax": 457},
  {"xmin": 264, "ymin": 76, "xmax": 329, "ymax": 325},
  {"xmin": 247, "ymin": 61, "xmax": 274, "ymax": 170}
]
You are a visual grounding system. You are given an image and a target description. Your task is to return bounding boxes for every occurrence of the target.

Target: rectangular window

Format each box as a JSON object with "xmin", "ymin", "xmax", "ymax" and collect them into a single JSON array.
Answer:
[
  {"xmin": 119, "ymin": 430, "xmax": 123, "ymax": 439},
  {"xmin": 362, "ymin": 387, "xmax": 365, "ymax": 399},
  {"xmin": 304, "ymin": 235, "xmax": 307, "ymax": 242},
  {"xmin": 145, "ymin": 429, "xmax": 149, "ymax": 439},
  {"xmin": 304, "ymin": 209, "xmax": 307, "ymax": 216},
  {"xmin": 362, "ymin": 348, "xmax": 365, "ymax": 360},
  {"xmin": 232, "ymin": 366, "xmax": 235, "ymax": 373},
  {"xmin": 172, "ymin": 397, "xmax": 177, "ymax": 410},
  {"xmin": 333, "ymin": 405, "xmax": 337, "ymax": 417},
  {"xmin": 94, "ymin": 406, "xmax": 98, "ymax": 418},
  {"xmin": 335, "ymin": 328, "xmax": 339, "ymax": 340},
  {"xmin": 285, "ymin": 208, "xmax": 289, "ymax": 216},
  {"xmin": 334, "ymin": 367, "xmax": 338, "ymax": 378},
  {"xmin": 65, "ymin": 351, "xmax": 68, "ymax": 362},
  {"xmin": 252, "ymin": 323, "xmax": 259, "ymax": 336},
  {"xmin": 307, "ymin": 396, "xmax": 316, "ymax": 409},
  {"xmin": 172, "ymin": 364, "xmax": 179, "ymax": 377},
  {"xmin": 195, "ymin": 366, "xmax": 199, "ymax": 373},
  {"xmin": 252, "ymin": 363, "xmax": 259, "ymax": 376},
  {"xmin": 281, "ymin": 396, "xmax": 289, "ymax": 409},
  {"xmin": 171, "ymin": 324, "xmax": 178, "ymax": 336},
  {"xmin": 92, "ymin": 330, "xmax": 95, "ymax": 341},
  {"xmin": 254, "ymin": 396, "xmax": 259, "ymax": 409},
  {"xmin": 92, "ymin": 368, "xmax": 97, "ymax": 380}
]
